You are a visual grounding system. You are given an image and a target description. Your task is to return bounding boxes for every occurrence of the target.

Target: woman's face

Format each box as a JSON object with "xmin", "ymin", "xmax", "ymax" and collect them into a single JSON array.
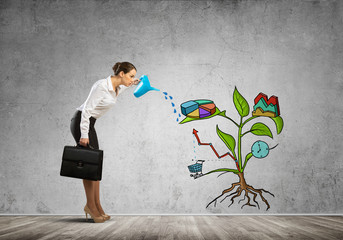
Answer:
[{"xmin": 121, "ymin": 69, "xmax": 137, "ymax": 87}]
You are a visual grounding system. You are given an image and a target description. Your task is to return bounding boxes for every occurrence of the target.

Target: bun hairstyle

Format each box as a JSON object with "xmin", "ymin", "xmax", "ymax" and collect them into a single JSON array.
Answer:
[{"xmin": 112, "ymin": 62, "xmax": 137, "ymax": 76}]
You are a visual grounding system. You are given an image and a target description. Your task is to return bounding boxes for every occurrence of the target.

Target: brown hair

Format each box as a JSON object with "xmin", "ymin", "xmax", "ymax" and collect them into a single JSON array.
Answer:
[{"xmin": 112, "ymin": 62, "xmax": 137, "ymax": 75}]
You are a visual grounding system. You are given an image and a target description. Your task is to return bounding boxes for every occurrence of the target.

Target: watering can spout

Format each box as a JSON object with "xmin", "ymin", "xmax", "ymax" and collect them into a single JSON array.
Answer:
[
  {"xmin": 150, "ymin": 86, "xmax": 160, "ymax": 92},
  {"xmin": 133, "ymin": 75, "xmax": 160, "ymax": 98}
]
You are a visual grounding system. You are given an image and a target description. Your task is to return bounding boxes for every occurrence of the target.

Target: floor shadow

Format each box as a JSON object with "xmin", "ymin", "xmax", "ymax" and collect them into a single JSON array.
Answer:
[{"xmin": 56, "ymin": 217, "xmax": 93, "ymax": 223}]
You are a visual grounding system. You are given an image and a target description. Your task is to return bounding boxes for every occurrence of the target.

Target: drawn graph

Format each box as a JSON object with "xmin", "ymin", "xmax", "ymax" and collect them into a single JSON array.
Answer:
[{"xmin": 192, "ymin": 128, "xmax": 240, "ymax": 171}]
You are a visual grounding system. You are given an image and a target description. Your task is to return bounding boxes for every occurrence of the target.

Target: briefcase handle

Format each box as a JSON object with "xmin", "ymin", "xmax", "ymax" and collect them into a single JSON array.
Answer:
[{"xmin": 77, "ymin": 143, "xmax": 94, "ymax": 149}]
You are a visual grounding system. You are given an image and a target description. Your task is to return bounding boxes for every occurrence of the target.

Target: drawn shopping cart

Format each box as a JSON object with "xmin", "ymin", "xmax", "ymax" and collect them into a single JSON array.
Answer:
[{"xmin": 188, "ymin": 160, "xmax": 205, "ymax": 179}]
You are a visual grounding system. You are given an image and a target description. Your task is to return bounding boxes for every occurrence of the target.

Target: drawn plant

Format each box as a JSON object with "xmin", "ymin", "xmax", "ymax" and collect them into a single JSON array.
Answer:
[{"xmin": 179, "ymin": 87, "xmax": 284, "ymax": 210}]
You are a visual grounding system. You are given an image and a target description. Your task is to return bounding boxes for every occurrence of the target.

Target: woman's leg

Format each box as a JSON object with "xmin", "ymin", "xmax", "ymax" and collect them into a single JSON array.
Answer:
[
  {"xmin": 70, "ymin": 111, "xmax": 101, "ymax": 217},
  {"xmin": 88, "ymin": 121, "xmax": 106, "ymax": 215},
  {"xmin": 94, "ymin": 181, "xmax": 106, "ymax": 215},
  {"xmin": 83, "ymin": 180, "xmax": 102, "ymax": 217}
]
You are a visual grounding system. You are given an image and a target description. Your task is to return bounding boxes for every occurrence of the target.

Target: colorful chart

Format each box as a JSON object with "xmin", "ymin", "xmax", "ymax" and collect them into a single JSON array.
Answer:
[
  {"xmin": 252, "ymin": 93, "xmax": 280, "ymax": 117},
  {"xmin": 181, "ymin": 100, "xmax": 216, "ymax": 119}
]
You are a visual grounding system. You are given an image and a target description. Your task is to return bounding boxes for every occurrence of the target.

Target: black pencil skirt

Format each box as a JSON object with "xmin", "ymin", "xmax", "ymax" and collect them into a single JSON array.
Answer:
[{"xmin": 70, "ymin": 110, "xmax": 99, "ymax": 150}]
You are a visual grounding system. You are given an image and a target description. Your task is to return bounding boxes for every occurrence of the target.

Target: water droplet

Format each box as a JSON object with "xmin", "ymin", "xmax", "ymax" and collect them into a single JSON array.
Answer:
[
  {"xmin": 179, "ymin": 114, "xmax": 181, "ymax": 117},
  {"xmin": 165, "ymin": 96, "xmax": 167, "ymax": 100},
  {"xmin": 163, "ymin": 92, "xmax": 168, "ymax": 95},
  {"xmin": 174, "ymin": 109, "xmax": 176, "ymax": 113},
  {"xmin": 171, "ymin": 102, "xmax": 175, "ymax": 107},
  {"xmin": 176, "ymin": 118, "xmax": 179, "ymax": 122},
  {"xmin": 169, "ymin": 96, "xmax": 173, "ymax": 100}
]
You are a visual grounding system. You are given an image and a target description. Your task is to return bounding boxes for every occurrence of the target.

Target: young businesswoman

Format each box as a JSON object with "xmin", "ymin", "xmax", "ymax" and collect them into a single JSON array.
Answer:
[{"xmin": 70, "ymin": 62, "xmax": 139, "ymax": 223}]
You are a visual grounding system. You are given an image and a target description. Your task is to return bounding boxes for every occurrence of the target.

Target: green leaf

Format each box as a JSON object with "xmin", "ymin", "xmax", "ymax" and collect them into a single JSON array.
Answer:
[
  {"xmin": 216, "ymin": 125, "xmax": 236, "ymax": 156},
  {"xmin": 179, "ymin": 107, "xmax": 224, "ymax": 124},
  {"xmin": 242, "ymin": 152, "xmax": 253, "ymax": 170},
  {"xmin": 233, "ymin": 87, "xmax": 249, "ymax": 117},
  {"xmin": 250, "ymin": 122, "xmax": 273, "ymax": 138},
  {"xmin": 271, "ymin": 116, "xmax": 284, "ymax": 134},
  {"xmin": 204, "ymin": 168, "xmax": 239, "ymax": 175},
  {"xmin": 245, "ymin": 152, "xmax": 253, "ymax": 161}
]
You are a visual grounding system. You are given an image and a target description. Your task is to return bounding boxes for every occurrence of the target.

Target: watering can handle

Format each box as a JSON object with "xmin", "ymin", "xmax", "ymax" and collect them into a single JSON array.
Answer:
[{"xmin": 133, "ymin": 75, "xmax": 160, "ymax": 98}]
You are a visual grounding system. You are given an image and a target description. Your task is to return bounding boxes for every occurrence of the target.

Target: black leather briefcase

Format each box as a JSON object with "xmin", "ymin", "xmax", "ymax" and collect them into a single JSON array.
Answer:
[{"xmin": 60, "ymin": 145, "xmax": 103, "ymax": 181}]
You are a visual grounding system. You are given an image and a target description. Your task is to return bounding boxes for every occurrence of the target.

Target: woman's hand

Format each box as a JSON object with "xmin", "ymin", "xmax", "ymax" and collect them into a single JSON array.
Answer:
[
  {"xmin": 133, "ymin": 78, "xmax": 141, "ymax": 85},
  {"xmin": 79, "ymin": 138, "xmax": 89, "ymax": 147}
]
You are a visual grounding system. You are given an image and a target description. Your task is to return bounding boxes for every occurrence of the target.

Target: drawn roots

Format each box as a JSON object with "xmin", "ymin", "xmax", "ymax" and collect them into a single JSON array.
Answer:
[{"xmin": 206, "ymin": 173, "xmax": 275, "ymax": 210}]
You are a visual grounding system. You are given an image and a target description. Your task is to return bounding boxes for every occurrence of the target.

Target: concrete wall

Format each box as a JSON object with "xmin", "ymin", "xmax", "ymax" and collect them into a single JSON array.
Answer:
[{"xmin": 1, "ymin": 0, "xmax": 342, "ymax": 214}]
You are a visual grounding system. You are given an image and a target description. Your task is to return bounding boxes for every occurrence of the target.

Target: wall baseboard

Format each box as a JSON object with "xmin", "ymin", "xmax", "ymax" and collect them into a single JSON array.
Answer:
[{"xmin": 0, "ymin": 213, "xmax": 342, "ymax": 216}]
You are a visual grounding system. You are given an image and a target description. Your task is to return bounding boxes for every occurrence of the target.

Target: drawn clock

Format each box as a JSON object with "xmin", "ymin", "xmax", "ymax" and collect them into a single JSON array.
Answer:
[{"xmin": 251, "ymin": 140, "xmax": 278, "ymax": 159}]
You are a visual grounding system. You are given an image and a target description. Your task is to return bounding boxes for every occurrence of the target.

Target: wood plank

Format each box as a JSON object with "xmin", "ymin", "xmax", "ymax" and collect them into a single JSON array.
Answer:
[{"xmin": 0, "ymin": 216, "xmax": 342, "ymax": 240}]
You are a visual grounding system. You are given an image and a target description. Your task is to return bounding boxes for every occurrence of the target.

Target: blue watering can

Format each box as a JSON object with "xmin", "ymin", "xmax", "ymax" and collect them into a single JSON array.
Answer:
[{"xmin": 133, "ymin": 75, "xmax": 160, "ymax": 98}]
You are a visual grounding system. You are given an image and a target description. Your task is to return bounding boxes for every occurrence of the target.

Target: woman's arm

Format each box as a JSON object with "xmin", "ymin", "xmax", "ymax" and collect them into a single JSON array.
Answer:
[{"xmin": 79, "ymin": 84, "xmax": 104, "ymax": 146}]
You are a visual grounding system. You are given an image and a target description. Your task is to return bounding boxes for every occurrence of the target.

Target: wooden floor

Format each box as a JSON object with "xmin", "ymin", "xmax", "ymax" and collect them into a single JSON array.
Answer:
[{"xmin": 0, "ymin": 215, "xmax": 342, "ymax": 240}]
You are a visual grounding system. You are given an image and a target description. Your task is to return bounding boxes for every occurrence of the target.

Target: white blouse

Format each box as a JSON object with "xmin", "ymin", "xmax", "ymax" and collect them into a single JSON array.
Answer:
[{"xmin": 77, "ymin": 75, "xmax": 128, "ymax": 138}]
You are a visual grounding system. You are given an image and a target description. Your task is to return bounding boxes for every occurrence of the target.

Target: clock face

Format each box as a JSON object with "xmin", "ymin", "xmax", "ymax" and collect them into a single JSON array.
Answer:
[{"xmin": 251, "ymin": 141, "xmax": 269, "ymax": 158}]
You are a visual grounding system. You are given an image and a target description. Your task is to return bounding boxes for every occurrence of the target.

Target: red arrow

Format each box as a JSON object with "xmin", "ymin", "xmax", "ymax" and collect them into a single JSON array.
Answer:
[
  {"xmin": 192, "ymin": 128, "xmax": 240, "ymax": 172},
  {"xmin": 192, "ymin": 129, "xmax": 201, "ymax": 144}
]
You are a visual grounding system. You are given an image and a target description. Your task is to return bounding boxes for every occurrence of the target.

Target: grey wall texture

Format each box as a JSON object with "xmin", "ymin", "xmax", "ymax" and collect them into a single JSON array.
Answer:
[{"xmin": 1, "ymin": 0, "xmax": 342, "ymax": 214}]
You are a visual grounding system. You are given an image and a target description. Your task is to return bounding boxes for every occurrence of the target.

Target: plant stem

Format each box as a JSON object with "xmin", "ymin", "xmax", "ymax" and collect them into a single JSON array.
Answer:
[
  {"xmin": 241, "ymin": 131, "xmax": 251, "ymax": 137},
  {"xmin": 242, "ymin": 116, "xmax": 258, "ymax": 127},
  {"xmin": 238, "ymin": 116, "xmax": 260, "ymax": 172},
  {"xmin": 220, "ymin": 114, "xmax": 239, "ymax": 128},
  {"xmin": 238, "ymin": 117, "xmax": 243, "ymax": 172}
]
